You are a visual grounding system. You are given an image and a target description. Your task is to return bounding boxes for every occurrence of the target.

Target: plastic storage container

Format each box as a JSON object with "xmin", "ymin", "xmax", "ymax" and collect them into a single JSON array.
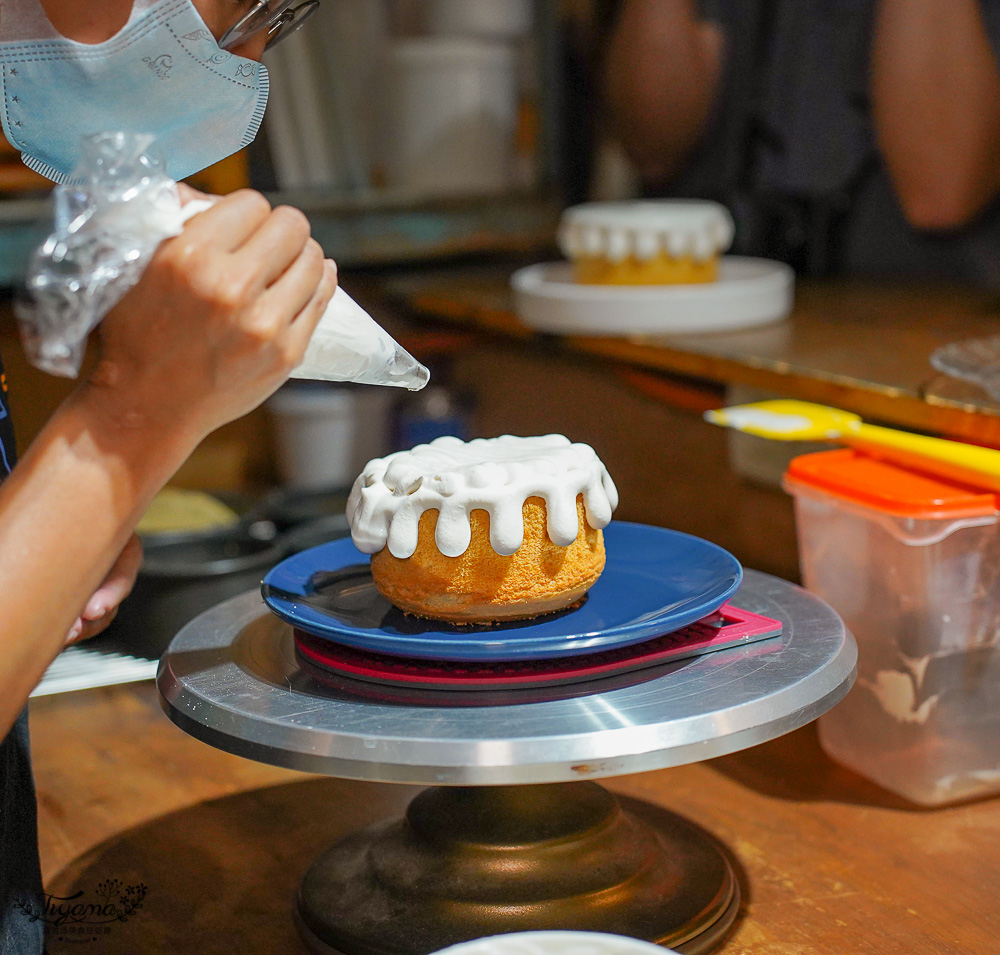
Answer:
[
  {"xmin": 266, "ymin": 384, "xmax": 394, "ymax": 489},
  {"xmin": 784, "ymin": 449, "xmax": 1000, "ymax": 806},
  {"xmin": 424, "ymin": 0, "xmax": 532, "ymax": 40},
  {"xmin": 384, "ymin": 38, "xmax": 518, "ymax": 195}
]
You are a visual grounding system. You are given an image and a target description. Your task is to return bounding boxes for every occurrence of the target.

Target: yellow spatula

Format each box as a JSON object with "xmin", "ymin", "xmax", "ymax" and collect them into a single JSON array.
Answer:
[{"xmin": 705, "ymin": 399, "xmax": 1000, "ymax": 493}]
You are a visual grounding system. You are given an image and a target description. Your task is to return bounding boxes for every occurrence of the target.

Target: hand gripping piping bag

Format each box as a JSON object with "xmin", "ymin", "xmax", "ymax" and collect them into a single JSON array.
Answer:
[{"xmin": 16, "ymin": 132, "xmax": 430, "ymax": 390}]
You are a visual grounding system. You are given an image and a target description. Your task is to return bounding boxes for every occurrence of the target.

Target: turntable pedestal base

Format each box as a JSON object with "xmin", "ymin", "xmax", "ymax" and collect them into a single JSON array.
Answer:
[
  {"xmin": 295, "ymin": 782, "xmax": 738, "ymax": 955},
  {"xmin": 158, "ymin": 577, "xmax": 855, "ymax": 955}
]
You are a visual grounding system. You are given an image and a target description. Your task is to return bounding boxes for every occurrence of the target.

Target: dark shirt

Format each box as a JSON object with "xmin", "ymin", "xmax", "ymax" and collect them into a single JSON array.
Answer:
[
  {"xmin": 658, "ymin": 0, "xmax": 1000, "ymax": 283},
  {"xmin": 0, "ymin": 362, "xmax": 44, "ymax": 955}
]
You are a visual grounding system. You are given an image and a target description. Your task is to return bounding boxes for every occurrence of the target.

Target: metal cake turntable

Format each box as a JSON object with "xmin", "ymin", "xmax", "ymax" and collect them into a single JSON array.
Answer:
[{"xmin": 158, "ymin": 568, "xmax": 856, "ymax": 954}]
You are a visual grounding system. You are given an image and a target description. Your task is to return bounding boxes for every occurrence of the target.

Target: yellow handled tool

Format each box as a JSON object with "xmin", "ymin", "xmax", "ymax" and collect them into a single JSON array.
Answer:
[{"xmin": 705, "ymin": 399, "xmax": 1000, "ymax": 493}]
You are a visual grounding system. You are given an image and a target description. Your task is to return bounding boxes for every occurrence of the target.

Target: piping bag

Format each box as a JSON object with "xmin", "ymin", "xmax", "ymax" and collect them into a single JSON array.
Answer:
[{"xmin": 16, "ymin": 132, "xmax": 429, "ymax": 391}]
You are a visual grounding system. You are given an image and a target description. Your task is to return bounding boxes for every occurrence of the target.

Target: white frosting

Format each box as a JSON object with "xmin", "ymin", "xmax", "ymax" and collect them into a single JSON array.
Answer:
[
  {"xmin": 557, "ymin": 200, "xmax": 735, "ymax": 264},
  {"xmin": 347, "ymin": 435, "xmax": 619, "ymax": 559}
]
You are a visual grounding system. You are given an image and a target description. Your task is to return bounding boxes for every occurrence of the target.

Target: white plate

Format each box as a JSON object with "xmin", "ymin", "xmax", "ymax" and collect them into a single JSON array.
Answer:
[
  {"xmin": 511, "ymin": 257, "xmax": 794, "ymax": 336},
  {"xmin": 431, "ymin": 932, "xmax": 678, "ymax": 955}
]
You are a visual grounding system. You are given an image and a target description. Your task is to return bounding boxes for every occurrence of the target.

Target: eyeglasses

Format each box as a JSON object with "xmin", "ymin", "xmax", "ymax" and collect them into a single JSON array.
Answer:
[{"xmin": 219, "ymin": 0, "xmax": 320, "ymax": 52}]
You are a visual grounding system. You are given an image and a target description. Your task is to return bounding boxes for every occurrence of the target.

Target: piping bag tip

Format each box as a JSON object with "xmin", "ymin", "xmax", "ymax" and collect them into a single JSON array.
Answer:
[
  {"xmin": 351, "ymin": 339, "xmax": 431, "ymax": 391},
  {"xmin": 391, "ymin": 346, "xmax": 431, "ymax": 392}
]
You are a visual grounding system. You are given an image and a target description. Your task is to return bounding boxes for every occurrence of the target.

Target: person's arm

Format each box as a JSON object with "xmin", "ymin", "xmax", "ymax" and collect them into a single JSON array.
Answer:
[
  {"xmin": 872, "ymin": 0, "xmax": 1000, "ymax": 230},
  {"xmin": 0, "ymin": 188, "xmax": 336, "ymax": 732},
  {"xmin": 66, "ymin": 532, "xmax": 142, "ymax": 644},
  {"xmin": 604, "ymin": 0, "xmax": 724, "ymax": 187}
]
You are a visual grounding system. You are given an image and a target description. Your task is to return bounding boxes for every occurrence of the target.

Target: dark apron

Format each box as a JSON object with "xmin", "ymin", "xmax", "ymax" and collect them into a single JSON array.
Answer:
[{"xmin": 0, "ymin": 356, "xmax": 45, "ymax": 955}]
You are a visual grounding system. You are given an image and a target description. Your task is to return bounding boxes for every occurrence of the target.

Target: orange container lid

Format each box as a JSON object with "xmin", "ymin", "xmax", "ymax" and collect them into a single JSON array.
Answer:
[{"xmin": 784, "ymin": 449, "xmax": 1000, "ymax": 519}]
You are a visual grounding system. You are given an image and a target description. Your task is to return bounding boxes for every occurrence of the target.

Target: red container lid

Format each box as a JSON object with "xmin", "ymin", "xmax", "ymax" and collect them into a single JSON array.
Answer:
[{"xmin": 784, "ymin": 449, "xmax": 1000, "ymax": 519}]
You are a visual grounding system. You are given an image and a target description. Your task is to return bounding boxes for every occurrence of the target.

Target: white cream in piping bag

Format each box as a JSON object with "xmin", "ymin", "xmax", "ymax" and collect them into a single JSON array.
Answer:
[
  {"xmin": 181, "ymin": 201, "xmax": 428, "ymax": 391},
  {"xmin": 347, "ymin": 435, "xmax": 619, "ymax": 559}
]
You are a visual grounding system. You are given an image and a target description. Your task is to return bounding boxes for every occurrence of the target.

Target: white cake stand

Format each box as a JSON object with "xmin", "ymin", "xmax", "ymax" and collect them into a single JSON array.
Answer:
[
  {"xmin": 158, "ymin": 570, "xmax": 855, "ymax": 955},
  {"xmin": 511, "ymin": 258, "xmax": 794, "ymax": 335}
]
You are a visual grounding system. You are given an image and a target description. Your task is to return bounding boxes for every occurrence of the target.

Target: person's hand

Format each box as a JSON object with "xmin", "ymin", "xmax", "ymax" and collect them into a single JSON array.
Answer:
[
  {"xmin": 64, "ymin": 533, "xmax": 142, "ymax": 645},
  {"xmin": 85, "ymin": 185, "xmax": 337, "ymax": 446}
]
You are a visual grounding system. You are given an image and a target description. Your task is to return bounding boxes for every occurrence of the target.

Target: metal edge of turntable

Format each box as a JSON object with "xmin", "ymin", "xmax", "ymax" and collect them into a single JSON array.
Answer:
[{"xmin": 156, "ymin": 570, "xmax": 857, "ymax": 785}]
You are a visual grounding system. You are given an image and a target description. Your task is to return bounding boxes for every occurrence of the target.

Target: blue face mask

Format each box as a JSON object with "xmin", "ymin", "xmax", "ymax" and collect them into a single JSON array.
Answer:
[{"xmin": 0, "ymin": 0, "xmax": 269, "ymax": 183}]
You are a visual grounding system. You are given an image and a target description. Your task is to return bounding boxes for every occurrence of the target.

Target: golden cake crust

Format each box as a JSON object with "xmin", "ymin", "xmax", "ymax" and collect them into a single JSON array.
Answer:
[
  {"xmin": 573, "ymin": 253, "xmax": 719, "ymax": 285},
  {"xmin": 370, "ymin": 496, "xmax": 605, "ymax": 623}
]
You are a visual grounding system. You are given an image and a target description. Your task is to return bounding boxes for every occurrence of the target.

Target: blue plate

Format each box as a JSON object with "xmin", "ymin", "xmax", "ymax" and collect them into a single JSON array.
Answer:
[{"xmin": 261, "ymin": 522, "xmax": 742, "ymax": 662}]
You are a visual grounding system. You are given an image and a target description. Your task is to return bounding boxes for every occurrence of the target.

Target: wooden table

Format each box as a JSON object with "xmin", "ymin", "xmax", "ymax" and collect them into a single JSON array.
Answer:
[
  {"xmin": 30, "ymin": 681, "xmax": 999, "ymax": 954},
  {"xmin": 387, "ymin": 268, "xmax": 1000, "ymax": 444},
  {"xmin": 24, "ymin": 270, "xmax": 1000, "ymax": 951}
]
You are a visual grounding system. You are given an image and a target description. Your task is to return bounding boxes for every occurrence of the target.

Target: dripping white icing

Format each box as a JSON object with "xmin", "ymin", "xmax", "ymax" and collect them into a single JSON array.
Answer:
[
  {"xmin": 557, "ymin": 199, "xmax": 735, "ymax": 264},
  {"xmin": 347, "ymin": 435, "xmax": 619, "ymax": 559}
]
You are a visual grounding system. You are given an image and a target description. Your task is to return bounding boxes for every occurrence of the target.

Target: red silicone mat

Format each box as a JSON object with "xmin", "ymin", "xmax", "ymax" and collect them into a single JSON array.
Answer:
[{"xmin": 294, "ymin": 603, "xmax": 781, "ymax": 692}]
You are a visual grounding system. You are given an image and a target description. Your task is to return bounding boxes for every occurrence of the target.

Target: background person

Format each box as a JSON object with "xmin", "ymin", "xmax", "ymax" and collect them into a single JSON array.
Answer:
[{"xmin": 604, "ymin": 0, "xmax": 1000, "ymax": 281}]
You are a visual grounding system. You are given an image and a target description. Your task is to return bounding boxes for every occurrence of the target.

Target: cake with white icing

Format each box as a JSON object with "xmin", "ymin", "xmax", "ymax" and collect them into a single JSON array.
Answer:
[
  {"xmin": 557, "ymin": 199, "xmax": 734, "ymax": 285},
  {"xmin": 347, "ymin": 434, "xmax": 619, "ymax": 623}
]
